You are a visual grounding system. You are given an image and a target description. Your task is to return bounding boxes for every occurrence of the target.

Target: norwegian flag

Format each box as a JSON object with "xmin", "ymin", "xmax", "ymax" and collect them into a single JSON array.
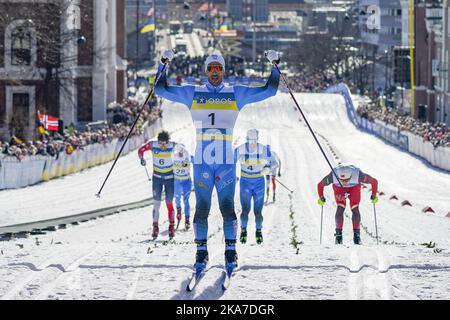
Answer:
[
  {"xmin": 38, "ymin": 113, "xmax": 59, "ymax": 131},
  {"xmin": 198, "ymin": 1, "xmax": 214, "ymax": 12},
  {"xmin": 147, "ymin": 0, "xmax": 154, "ymax": 17}
]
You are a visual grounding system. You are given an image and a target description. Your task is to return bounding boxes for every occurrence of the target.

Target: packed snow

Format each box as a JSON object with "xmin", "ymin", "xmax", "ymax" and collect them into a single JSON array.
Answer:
[{"xmin": 1, "ymin": 92, "xmax": 449, "ymax": 300}]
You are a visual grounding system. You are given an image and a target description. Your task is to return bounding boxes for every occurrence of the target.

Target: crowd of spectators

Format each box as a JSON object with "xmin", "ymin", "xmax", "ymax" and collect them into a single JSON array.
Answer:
[
  {"xmin": 283, "ymin": 73, "xmax": 449, "ymax": 148},
  {"xmin": 357, "ymin": 104, "xmax": 449, "ymax": 148},
  {"xmin": 0, "ymin": 98, "xmax": 163, "ymax": 161},
  {"xmin": 283, "ymin": 74, "xmax": 359, "ymax": 93}
]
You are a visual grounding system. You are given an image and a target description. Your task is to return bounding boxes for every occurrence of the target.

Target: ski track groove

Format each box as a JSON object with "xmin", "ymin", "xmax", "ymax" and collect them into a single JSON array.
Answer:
[
  {"xmin": 1, "ymin": 246, "xmax": 97, "ymax": 300},
  {"xmin": 33, "ymin": 246, "xmax": 99, "ymax": 300}
]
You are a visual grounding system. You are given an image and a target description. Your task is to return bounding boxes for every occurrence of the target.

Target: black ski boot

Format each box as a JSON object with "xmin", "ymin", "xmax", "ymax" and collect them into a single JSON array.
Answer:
[
  {"xmin": 256, "ymin": 229, "xmax": 263, "ymax": 245},
  {"xmin": 353, "ymin": 230, "xmax": 361, "ymax": 245},
  {"xmin": 152, "ymin": 223, "xmax": 159, "ymax": 240},
  {"xmin": 273, "ymin": 192, "xmax": 276, "ymax": 203},
  {"xmin": 335, "ymin": 230, "xmax": 343, "ymax": 244},
  {"xmin": 194, "ymin": 242, "xmax": 209, "ymax": 273},
  {"xmin": 169, "ymin": 222, "xmax": 175, "ymax": 240},
  {"xmin": 185, "ymin": 216, "xmax": 191, "ymax": 231},
  {"xmin": 240, "ymin": 228, "xmax": 247, "ymax": 244},
  {"xmin": 225, "ymin": 248, "xmax": 238, "ymax": 274}
]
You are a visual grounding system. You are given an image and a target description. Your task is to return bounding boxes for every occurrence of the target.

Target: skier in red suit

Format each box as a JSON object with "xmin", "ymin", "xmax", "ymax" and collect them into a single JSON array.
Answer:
[{"xmin": 317, "ymin": 164, "xmax": 378, "ymax": 245}]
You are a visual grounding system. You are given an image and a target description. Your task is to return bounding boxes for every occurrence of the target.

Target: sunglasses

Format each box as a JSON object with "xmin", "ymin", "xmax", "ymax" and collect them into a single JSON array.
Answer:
[{"xmin": 207, "ymin": 65, "xmax": 223, "ymax": 73}]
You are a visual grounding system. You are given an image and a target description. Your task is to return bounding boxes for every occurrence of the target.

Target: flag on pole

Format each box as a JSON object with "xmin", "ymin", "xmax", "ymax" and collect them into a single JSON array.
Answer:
[
  {"xmin": 147, "ymin": 0, "xmax": 155, "ymax": 17},
  {"xmin": 198, "ymin": 2, "xmax": 217, "ymax": 16},
  {"xmin": 198, "ymin": 2, "xmax": 210, "ymax": 12},
  {"xmin": 141, "ymin": 18, "xmax": 155, "ymax": 33},
  {"xmin": 13, "ymin": 136, "xmax": 25, "ymax": 145},
  {"xmin": 38, "ymin": 113, "xmax": 59, "ymax": 131},
  {"xmin": 142, "ymin": 0, "xmax": 155, "ymax": 32},
  {"xmin": 216, "ymin": 18, "xmax": 228, "ymax": 32}
]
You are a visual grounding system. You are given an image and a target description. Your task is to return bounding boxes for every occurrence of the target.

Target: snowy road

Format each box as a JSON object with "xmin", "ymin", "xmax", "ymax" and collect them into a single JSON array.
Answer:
[{"xmin": 1, "ymin": 93, "xmax": 449, "ymax": 300}]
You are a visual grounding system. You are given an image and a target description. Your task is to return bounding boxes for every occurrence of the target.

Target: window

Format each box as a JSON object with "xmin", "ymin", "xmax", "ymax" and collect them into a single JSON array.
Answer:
[
  {"xmin": 12, "ymin": 93, "xmax": 30, "ymax": 125},
  {"xmin": 11, "ymin": 27, "xmax": 32, "ymax": 66},
  {"xmin": 5, "ymin": 86, "xmax": 35, "ymax": 139},
  {"xmin": 5, "ymin": 20, "xmax": 37, "ymax": 68}
]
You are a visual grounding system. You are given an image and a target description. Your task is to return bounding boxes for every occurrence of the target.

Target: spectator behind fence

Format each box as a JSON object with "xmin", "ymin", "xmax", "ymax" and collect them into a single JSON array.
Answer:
[
  {"xmin": 1, "ymin": 98, "xmax": 163, "ymax": 161},
  {"xmin": 357, "ymin": 104, "xmax": 449, "ymax": 148}
]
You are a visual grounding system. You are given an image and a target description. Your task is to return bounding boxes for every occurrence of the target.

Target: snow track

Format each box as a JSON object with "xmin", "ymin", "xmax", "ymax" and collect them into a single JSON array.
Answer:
[{"xmin": 1, "ymin": 93, "xmax": 449, "ymax": 299}]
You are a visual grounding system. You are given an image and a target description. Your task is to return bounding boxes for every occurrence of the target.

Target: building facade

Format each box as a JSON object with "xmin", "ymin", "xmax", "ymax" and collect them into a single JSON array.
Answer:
[
  {"xmin": 432, "ymin": 0, "xmax": 450, "ymax": 125},
  {"xmin": 414, "ymin": 1, "xmax": 441, "ymax": 122},
  {"xmin": 227, "ymin": 0, "xmax": 269, "ymax": 22},
  {"xmin": 358, "ymin": 0, "xmax": 410, "ymax": 54},
  {"xmin": 0, "ymin": 0, "xmax": 127, "ymax": 140}
]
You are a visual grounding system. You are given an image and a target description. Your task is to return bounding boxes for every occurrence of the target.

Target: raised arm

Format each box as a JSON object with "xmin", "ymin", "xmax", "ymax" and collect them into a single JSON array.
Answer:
[
  {"xmin": 154, "ymin": 63, "xmax": 196, "ymax": 108},
  {"xmin": 233, "ymin": 66, "xmax": 280, "ymax": 110}
]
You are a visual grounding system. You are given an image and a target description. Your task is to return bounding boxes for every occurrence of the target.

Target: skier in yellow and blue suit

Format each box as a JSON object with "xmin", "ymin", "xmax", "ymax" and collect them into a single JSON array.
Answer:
[
  {"xmin": 173, "ymin": 144, "xmax": 194, "ymax": 231},
  {"xmin": 155, "ymin": 49, "xmax": 281, "ymax": 275},
  {"xmin": 235, "ymin": 129, "xmax": 272, "ymax": 245}
]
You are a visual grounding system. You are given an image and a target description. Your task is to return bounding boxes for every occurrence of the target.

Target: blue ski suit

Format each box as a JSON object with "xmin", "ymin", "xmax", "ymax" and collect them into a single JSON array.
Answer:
[
  {"xmin": 174, "ymin": 152, "xmax": 194, "ymax": 218},
  {"xmin": 155, "ymin": 63, "xmax": 280, "ymax": 250},
  {"xmin": 235, "ymin": 143, "xmax": 272, "ymax": 230}
]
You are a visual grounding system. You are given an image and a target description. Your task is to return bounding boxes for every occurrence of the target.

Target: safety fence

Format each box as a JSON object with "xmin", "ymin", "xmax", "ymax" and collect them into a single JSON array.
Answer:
[
  {"xmin": 0, "ymin": 119, "xmax": 162, "ymax": 190},
  {"xmin": 326, "ymin": 84, "xmax": 450, "ymax": 172}
]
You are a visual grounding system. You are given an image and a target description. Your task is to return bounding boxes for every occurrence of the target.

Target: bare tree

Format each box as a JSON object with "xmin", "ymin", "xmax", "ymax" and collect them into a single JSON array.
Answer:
[
  {"xmin": 286, "ymin": 12, "xmax": 358, "ymax": 81},
  {"xmin": 0, "ymin": 0, "xmax": 108, "ymax": 119}
]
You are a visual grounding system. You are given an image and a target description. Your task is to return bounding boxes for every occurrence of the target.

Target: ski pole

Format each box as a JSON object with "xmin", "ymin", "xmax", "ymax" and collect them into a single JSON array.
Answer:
[
  {"xmin": 373, "ymin": 203, "xmax": 379, "ymax": 245},
  {"xmin": 320, "ymin": 205, "xmax": 324, "ymax": 245},
  {"xmin": 144, "ymin": 166, "xmax": 152, "ymax": 182},
  {"xmin": 273, "ymin": 63, "xmax": 344, "ymax": 189},
  {"xmin": 275, "ymin": 178, "xmax": 294, "ymax": 194},
  {"xmin": 95, "ymin": 63, "xmax": 168, "ymax": 198}
]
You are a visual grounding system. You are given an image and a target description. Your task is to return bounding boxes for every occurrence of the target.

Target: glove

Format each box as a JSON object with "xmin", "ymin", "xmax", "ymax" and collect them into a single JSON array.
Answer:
[
  {"xmin": 161, "ymin": 49, "xmax": 174, "ymax": 64},
  {"xmin": 278, "ymin": 172, "xmax": 281, "ymax": 177},
  {"xmin": 265, "ymin": 50, "xmax": 280, "ymax": 64},
  {"xmin": 140, "ymin": 158, "xmax": 146, "ymax": 166},
  {"xmin": 317, "ymin": 197, "xmax": 326, "ymax": 206},
  {"xmin": 371, "ymin": 195, "xmax": 379, "ymax": 204}
]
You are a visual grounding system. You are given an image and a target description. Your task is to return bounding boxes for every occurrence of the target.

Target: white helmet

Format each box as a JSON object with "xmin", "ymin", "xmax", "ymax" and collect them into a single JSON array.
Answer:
[
  {"xmin": 174, "ymin": 143, "xmax": 186, "ymax": 157},
  {"xmin": 205, "ymin": 53, "xmax": 225, "ymax": 72},
  {"xmin": 336, "ymin": 164, "xmax": 353, "ymax": 180},
  {"xmin": 246, "ymin": 129, "xmax": 259, "ymax": 143}
]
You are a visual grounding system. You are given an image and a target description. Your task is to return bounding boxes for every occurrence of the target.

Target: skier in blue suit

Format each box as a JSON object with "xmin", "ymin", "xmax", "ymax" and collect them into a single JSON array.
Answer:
[
  {"xmin": 235, "ymin": 129, "xmax": 272, "ymax": 245},
  {"xmin": 173, "ymin": 144, "xmax": 193, "ymax": 231},
  {"xmin": 155, "ymin": 49, "xmax": 281, "ymax": 274}
]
